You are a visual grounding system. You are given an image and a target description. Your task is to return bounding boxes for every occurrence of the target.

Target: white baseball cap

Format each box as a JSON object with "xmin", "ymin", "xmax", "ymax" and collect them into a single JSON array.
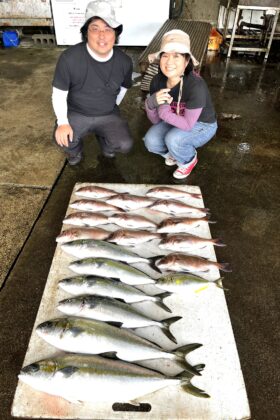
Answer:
[{"xmin": 85, "ymin": 1, "xmax": 123, "ymax": 34}]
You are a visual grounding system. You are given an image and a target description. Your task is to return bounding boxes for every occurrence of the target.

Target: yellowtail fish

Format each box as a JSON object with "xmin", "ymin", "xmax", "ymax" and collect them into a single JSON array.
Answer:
[
  {"xmin": 61, "ymin": 239, "xmax": 150, "ymax": 264},
  {"xmin": 36, "ymin": 317, "xmax": 203, "ymax": 376},
  {"xmin": 156, "ymin": 273, "xmax": 224, "ymax": 294},
  {"xmin": 69, "ymin": 258, "xmax": 155, "ymax": 285},
  {"xmin": 58, "ymin": 276, "xmax": 172, "ymax": 312},
  {"xmin": 58, "ymin": 295, "xmax": 181, "ymax": 343},
  {"xmin": 19, "ymin": 354, "xmax": 209, "ymax": 404}
]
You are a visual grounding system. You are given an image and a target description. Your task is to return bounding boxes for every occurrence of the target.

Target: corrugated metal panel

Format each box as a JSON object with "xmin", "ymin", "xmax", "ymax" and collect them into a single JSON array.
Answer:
[
  {"xmin": 139, "ymin": 19, "xmax": 212, "ymax": 91},
  {"xmin": 0, "ymin": 0, "xmax": 52, "ymax": 25}
]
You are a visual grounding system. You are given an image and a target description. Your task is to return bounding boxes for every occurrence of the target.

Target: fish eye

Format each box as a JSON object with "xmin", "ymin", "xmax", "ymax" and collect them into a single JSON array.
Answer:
[{"xmin": 41, "ymin": 321, "xmax": 53, "ymax": 329}]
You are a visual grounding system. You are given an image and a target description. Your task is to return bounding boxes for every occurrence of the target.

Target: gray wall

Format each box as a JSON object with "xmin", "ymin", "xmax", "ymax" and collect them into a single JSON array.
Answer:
[{"xmin": 182, "ymin": 0, "xmax": 220, "ymax": 24}]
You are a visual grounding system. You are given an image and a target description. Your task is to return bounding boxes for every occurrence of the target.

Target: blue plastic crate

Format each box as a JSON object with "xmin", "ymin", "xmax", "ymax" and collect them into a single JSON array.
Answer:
[{"xmin": 3, "ymin": 30, "xmax": 20, "ymax": 48}]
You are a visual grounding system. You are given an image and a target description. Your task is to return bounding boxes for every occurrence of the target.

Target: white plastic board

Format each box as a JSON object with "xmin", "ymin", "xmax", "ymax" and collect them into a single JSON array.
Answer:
[
  {"xmin": 12, "ymin": 183, "xmax": 250, "ymax": 420},
  {"xmin": 51, "ymin": 0, "xmax": 170, "ymax": 46}
]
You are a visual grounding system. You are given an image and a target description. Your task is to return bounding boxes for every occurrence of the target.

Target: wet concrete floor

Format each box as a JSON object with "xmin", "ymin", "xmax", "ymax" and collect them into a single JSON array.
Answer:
[{"xmin": 0, "ymin": 45, "xmax": 279, "ymax": 419}]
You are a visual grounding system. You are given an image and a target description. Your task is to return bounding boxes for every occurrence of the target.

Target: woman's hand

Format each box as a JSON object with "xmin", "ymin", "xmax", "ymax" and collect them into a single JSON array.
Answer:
[{"xmin": 155, "ymin": 89, "xmax": 173, "ymax": 105}]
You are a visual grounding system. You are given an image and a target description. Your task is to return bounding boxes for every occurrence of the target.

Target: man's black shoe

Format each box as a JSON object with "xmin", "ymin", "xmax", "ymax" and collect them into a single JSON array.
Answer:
[{"xmin": 67, "ymin": 153, "xmax": 82, "ymax": 166}]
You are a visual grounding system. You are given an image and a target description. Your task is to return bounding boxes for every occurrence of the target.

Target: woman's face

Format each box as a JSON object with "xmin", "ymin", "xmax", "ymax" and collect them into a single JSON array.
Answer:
[{"xmin": 160, "ymin": 52, "xmax": 189, "ymax": 79}]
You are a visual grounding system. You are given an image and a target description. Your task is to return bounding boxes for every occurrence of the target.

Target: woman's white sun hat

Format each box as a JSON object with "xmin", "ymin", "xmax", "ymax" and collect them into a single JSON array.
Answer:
[{"xmin": 148, "ymin": 29, "xmax": 199, "ymax": 66}]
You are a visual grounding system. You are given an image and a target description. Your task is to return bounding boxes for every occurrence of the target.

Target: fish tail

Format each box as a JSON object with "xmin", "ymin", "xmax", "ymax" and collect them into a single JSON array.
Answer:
[
  {"xmin": 174, "ymin": 343, "xmax": 203, "ymax": 376},
  {"xmin": 181, "ymin": 381, "xmax": 210, "ymax": 399},
  {"xmin": 190, "ymin": 193, "xmax": 202, "ymax": 199},
  {"xmin": 214, "ymin": 277, "xmax": 229, "ymax": 291},
  {"xmin": 148, "ymin": 255, "xmax": 165, "ymax": 273},
  {"xmin": 154, "ymin": 292, "xmax": 172, "ymax": 313},
  {"xmin": 204, "ymin": 215, "xmax": 216, "ymax": 224},
  {"xmin": 161, "ymin": 316, "xmax": 182, "ymax": 344},
  {"xmin": 213, "ymin": 238, "xmax": 226, "ymax": 247},
  {"xmin": 217, "ymin": 262, "xmax": 232, "ymax": 272},
  {"xmin": 176, "ymin": 364, "xmax": 205, "ymax": 380}
]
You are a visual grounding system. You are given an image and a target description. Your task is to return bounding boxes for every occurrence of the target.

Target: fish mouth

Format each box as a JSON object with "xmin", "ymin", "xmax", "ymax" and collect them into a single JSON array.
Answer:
[{"xmin": 20, "ymin": 363, "xmax": 40, "ymax": 375}]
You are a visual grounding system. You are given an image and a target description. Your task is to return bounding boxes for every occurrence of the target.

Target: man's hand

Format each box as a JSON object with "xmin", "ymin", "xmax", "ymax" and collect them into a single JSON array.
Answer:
[{"xmin": 55, "ymin": 124, "xmax": 73, "ymax": 147}]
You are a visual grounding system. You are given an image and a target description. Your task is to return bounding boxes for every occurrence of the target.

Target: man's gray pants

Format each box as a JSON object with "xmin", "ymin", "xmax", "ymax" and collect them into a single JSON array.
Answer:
[{"xmin": 54, "ymin": 110, "xmax": 133, "ymax": 157}]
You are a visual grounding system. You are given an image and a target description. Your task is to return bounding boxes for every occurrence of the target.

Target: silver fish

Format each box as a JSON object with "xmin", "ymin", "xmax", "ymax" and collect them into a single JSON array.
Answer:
[
  {"xmin": 107, "ymin": 229, "xmax": 161, "ymax": 246},
  {"xmin": 157, "ymin": 216, "xmax": 215, "ymax": 233},
  {"xmin": 159, "ymin": 234, "xmax": 226, "ymax": 252},
  {"xmin": 69, "ymin": 258, "xmax": 155, "ymax": 285},
  {"xmin": 108, "ymin": 213, "xmax": 157, "ymax": 229},
  {"xmin": 146, "ymin": 186, "xmax": 202, "ymax": 200},
  {"xmin": 75, "ymin": 185, "xmax": 118, "ymax": 199},
  {"xmin": 106, "ymin": 193, "xmax": 155, "ymax": 211},
  {"xmin": 58, "ymin": 276, "xmax": 172, "ymax": 312},
  {"xmin": 56, "ymin": 227, "xmax": 110, "ymax": 243},
  {"xmin": 36, "ymin": 317, "xmax": 202, "ymax": 376},
  {"xmin": 155, "ymin": 253, "xmax": 231, "ymax": 274},
  {"xmin": 19, "ymin": 354, "xmax": 209, "ymax": 404},
  {"xmin": 148, "ymin": 199, "xmax": 209, "ymax": 217},
  {"xmin": 58, "ymin": 295, "xmax": 180, "ymax": 343},
  {"xmin": 156, "ymin": 273, "xmax": 224, "ymax": 293},
  {"xmin": 61, "ymin": 239, "xmax": 149, "ymax": 264},
  {"xmin": 70, "ymin": 199, "xmax": 123, "ymax": 212},
  {"xmin": 63, "ymin": 211, "xmax": 109, "ymax": 227}
]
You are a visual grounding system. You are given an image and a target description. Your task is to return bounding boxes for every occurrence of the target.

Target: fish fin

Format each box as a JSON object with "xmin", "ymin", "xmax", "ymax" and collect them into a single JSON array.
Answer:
[
  {"xmin": 100, "ymin": 351, "xmax": 118, "ymax": 359},
  {"xmin": 162, "ymin": 316, "xmax": 182, "ymax": 327},
  {"xmin": 106, "ymin": 321, "xmax": 123, "ymax": 328},
  {"xmin": 218, "ymin": 262, "xmax": 232, "ymax": 272},
  {"xmin": 161, "ymin": 327, "xmax": 178, "ymax": 344},
  {"xmin": 190, "ymin": 193, "xmax": 202, "ymax": 199},
  {"xmin": 175, "ymin": 343, "xmax": 203, "ymax": 375},
  {"xmin": 56, "ymin": 366, "xmax": 79, "ymax": 378},
  {"xmin": 113, "ymin": 297, "xmax": 127, "ymax": 303},
  {"xmin": 70, "ymin": 327, "xmax": 84, "ymax": 337},
  {"xmin": 154, "ymin": 291, "xmax": 172, "ymax": 312},
  {"xmin": 148, "ymin": 255, "xmax": 166, "ymax": 273},
  {"xmin": 213, "ymin": 239, "xmax": 226, "ymax": 247},
  {"xmin": 156, "ymin": 291, "xmax": 172, "ymax": 300},
  {"xmin": 154, "ymin": 300, "xmax": 172, "ymax": 313},
  {"xmin": 175, "ymin": 364, "xmax": 205, "ymax": 380},
  {"xmin": 175, "ymin": 359, "xmax": 202, "ymax": 376},
  {"xmin": 175, "ymin": 343, "xmax": 203, "ymax": 355},
  {"xmin": 214, "ymin": 277, "xmax": 228, "ymax": 290},
  {"xmin": 181, "ymin": 382, "xmax": 210, "ymax": 398}
]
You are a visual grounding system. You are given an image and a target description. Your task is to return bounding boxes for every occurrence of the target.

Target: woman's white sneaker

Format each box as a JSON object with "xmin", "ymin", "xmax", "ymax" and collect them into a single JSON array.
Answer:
[
  {"xmin": 165, "ymin": 155, "xmax": 177, "ymax": 166},
  {"xmin": 173, "ymin": 154, "xmax": 198, "ymax": 179}
]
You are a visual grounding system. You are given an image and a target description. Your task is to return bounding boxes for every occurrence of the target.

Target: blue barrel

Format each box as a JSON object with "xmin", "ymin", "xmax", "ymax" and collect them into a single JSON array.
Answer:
[{"xmin": 3, "ymin": 30, "xmax": 20, "ymax": 48}]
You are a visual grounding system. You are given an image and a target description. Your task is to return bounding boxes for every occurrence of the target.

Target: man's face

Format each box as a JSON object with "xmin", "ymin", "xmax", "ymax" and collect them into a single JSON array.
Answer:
[{"xmin": 87, "ymin": 18, "xmax": 116, "ymax": 57}]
